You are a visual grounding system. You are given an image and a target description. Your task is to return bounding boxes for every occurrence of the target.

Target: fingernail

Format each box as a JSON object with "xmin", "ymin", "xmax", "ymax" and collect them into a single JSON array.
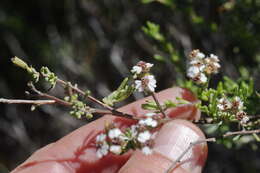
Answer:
[{"xmin": 153, "ymin": 120, "xmax": 207, "ymax": 172}]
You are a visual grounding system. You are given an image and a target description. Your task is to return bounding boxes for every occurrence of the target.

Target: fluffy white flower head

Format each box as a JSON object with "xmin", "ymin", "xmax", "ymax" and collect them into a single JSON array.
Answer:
[
  {"xmin": 131, "ymin": 66, "xmax": 142, "ymax": 74},
  {"xmin": 109, "ymin": 145, "xmax": 122, "ymax": 155},
  {"xmin": 187, "ymin": 66, "xmax": 200, "ymax": 78},
  {"xmin": 108, "ymin": 128, "xmax": 122, "ymax": 139},
  {"xmin": 232, "ymin": 96, "xmax": 243, "ymax": 110},
  {"xmin": 142, "ymin": 146, "xmax": 153, "ymax": 155},
  {"xmin": 145, "ymin": 63, "xmax": 153, "ymax": 68},
  {"xmin": 96, "ymin": 133, "xmax": 106, "ymax": 143},
  {"xmin": 197, "ymin": 73, "xmax": 207, "ymax": 84},
  {"xmin": 197, "ymin": 52, "xmax": 205, "ymax": 59},
  {"xmin": 209, "ymin": 54, "xmax": 219, "ymax": 62},
  {"xmin": 96, "ymin": 143, "xmax": 109, "ymax": 158},
  {"xmin": 217, "ymin": 98, "xmax": 231, "ymax": 111},
  {"xmin": 131, "ymin": 61, "xmax": 154, "ymax": 75},
  {"xmin": 204, "ymin": 54, "xmax": 221, "ymax": 74},
  {"xmin": 139, "ymin": 117, "xmax": 158, "ymax": 127},
  {"xmin": 190, "ymin": 59, "xmax": 205, "ymax": 71},
  {"xmin": 135, "ymin": 75, "xmax": 157, "ymax": 92},
  {"xmin": 137, "ymin": 131, "xmax": 151, "ymax": 143},
  {"xmin": 241, "ymin": 116, "xmax": 249, "ymax": 124}
]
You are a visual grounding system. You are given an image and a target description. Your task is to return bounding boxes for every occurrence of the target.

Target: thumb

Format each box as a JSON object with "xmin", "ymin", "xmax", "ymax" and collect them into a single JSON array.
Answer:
[{"xmin": 119, "ymin": 119, "xmax": 207, "ymax": 173}]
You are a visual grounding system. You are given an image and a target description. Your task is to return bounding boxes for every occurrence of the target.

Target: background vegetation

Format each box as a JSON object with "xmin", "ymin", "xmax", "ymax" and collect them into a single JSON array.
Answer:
[{"xmin": 0, "ymin": 0, "xmax": 259, "ymax": 172}]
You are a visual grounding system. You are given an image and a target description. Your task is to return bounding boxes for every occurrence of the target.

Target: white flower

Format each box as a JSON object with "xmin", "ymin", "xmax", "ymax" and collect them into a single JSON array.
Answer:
[
  {"xmin": 109, "ymin": 145, "xmax": 122, "ymax": 155},
  {"xmin": 241, "ymin": 116, "xmax": 249, "ymax": 124},
  {"xmin": 190, "ymin": 59, "xmax": 205, "ymax": 71},
  {"xmin": 217, "ymin": 98, "xmax": 231, "ymax": 111},
  {"xmin": 236, "ymin": 111, "xmax": 248, "ymax": 124},
  {"xmin": 96, "ymin": 142, "xmax": 109, "ymax": 158},
  {"xmin": 142, "ymin": 146, "xmax": 153, "ymax": 155},
  {"xmin": 139, "ymin": 118, "xmax": 158, "ymax": 127},
  {"xmin": 197, "ymin": 52, "xmax": 205, "ymax": 59},
  {"xmin": 96, "ymin": 133, "xmax": 106, "ymax": 143},
  {"xmin": 131, "ymin": 65, "xmax": 142, "ymax": 74},
  {"xmin": 210, "ymin": 54, "xmax": 220, "ymax": 62},
  {"xmin": 145, "ymin": 63, "xmax": 154, "ymax": 68},
  {"xmin": 137, "ymin": 131, "xmax": 151, "ymax": 143},
  {"xmin": 187, "ymin": 66, "xmax": 200, "ymax": 78},
  {"xmin": 135, "ymin": 75, "xmax": 157, "ymax": 92},
  {"xmin": 232, "ymin": 96, "xmax": 243, "ymax": 110},
  {"xmin": 144, "ymin": 112, "xmax": 157, "ymax": 117},
  {"xmin": 131, "ymin": 61, "xmax": 154, "ymax": 75},
  {"xmin": 197, "ymin": 73, "xmax": 207, "ymax": 84},
  {"xmin": 189, "ymin": 49, "xmax": 205, "ymax": 59},
  {"xmin": 108, "ymin": 128, "xmax": 122, "ymax": 139},
  {"xmin": 204, "ymin": 55, "xmax": 221, "ymax": 74}
]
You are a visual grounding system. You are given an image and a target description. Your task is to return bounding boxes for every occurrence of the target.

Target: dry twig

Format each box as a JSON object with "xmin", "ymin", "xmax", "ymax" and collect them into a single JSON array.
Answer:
[{"xmin": 165, "ymin": 138, "xmax": 216, "ymax": 173}]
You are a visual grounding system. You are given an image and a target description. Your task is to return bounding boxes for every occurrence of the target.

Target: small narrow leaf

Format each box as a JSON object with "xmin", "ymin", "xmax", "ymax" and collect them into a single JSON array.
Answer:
[
  {"xmin": 11, "ymin": 57, "xmax": 29, "ymax": 70},
  {"xmin": 103, "ymin": 78, "xmax": 134, "ymax": 106}
]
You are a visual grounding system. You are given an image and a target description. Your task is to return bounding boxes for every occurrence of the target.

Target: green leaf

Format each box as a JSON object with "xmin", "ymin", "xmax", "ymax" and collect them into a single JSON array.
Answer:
[
  {"xmin": 201, "ymin": 91, "xmax": 209, "ymax": 101},
  {"xmin": 11, "ymin": 57, "xmax": 29, "ymax": 70},
  {"xmin": 103, "ymin": 78, "xmax": 134, "ymax": 106},
  {"xmin": 153, "ymin": 54, "xmax": 165, "ymax": 62},
  {"xmin": 232, "ymin": 135, "xmax": 241, "ymax": 141},
  {"xmin": 142, "ymin": 100, "xmax": 158, "ymax": 110},
  {"xmin": 163, "ymin": 100, "xmax": 177, "ymax": 109},
  {"xmin": 204, "ymin": 123, "xmax": 220, "ymax": 134},
  {"xmin": 141, "ymin": 0, "xmax": 154, "ymax": 3},
  {"xmin": 253, "ymin": 133, "xmax": 260, "ymax": 142},
  {"xmin": 142, "ymin": 21, "xmax": 165, "ymax": 42},
  {"xmin": 176, "ymin": 97, "xmax": 190, "ymax": 104},
  {"xmin": 11, "ymin": 57, "xmax": 40, "ymax": 82}
]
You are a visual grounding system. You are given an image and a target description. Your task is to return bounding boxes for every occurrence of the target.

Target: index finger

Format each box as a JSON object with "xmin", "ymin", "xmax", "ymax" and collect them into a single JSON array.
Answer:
[{"xmin": 11, "ymin": 87, "xmax": 199, "ymax": 173}]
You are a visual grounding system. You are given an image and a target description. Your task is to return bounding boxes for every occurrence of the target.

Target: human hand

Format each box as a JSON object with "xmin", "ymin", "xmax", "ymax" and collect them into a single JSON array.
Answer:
[{"xmin": 11, "ymin": 87, "xmax": 207, "ymax": 173}]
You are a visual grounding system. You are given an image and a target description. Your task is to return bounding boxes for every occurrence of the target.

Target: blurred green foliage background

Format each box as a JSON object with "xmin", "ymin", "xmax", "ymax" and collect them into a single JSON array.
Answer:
[{"xmin": 0, "ymin": 0, "xmax": 259, "ymax": 172}]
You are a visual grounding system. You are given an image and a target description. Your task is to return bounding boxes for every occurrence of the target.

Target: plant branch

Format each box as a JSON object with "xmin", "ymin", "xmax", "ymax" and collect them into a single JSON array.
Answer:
[
  {"xmin": 55, "ymin": 78, "xmax": 113, "ymax": 110},
  {"xmin": 151, "ymin": 92, "xmax": 167, "ymax": 118},
  {"xmin": 27, "ymin": 82, "xmax": 138, "ymax": 120},
  {"xmin": 54, "ymin": 78, "xmax": 137, "ymax": 119},
  {"xmin": 28, "ymin": 82, "xmax": 71, "ymax": 106},
  {"xmin": 223, "ymin": 129, "xmax": 260, "ymax": 137},
  {"xmin": 0, "ymin": 98, "xmax": 55, "ymax": 105},
  {"xmin": 165, "ymin": 138, "xmax": 216, "ymax": 173}
]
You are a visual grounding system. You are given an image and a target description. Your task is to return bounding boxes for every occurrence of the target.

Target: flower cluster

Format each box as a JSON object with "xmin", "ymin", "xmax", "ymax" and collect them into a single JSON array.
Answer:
[
  {"xmin": 217, "ymin": 96, "xmax": 249, "ymax": 124},
  {"xmin": 40, "ymin": 67, "xmax": 58, "ymax": 88},
  {"xmin": 131, "ymin": 61, "xmax": 157, "ymax": 92},
  {"xmin": 187, "ymin": 49, "xmax": 220, "ymax": 84},
  {"xmin": 95, "ymin": 112, "xmax": 159, "ymax": 158},
  {"xmin": 65, "ymin": 94, "xmax": 93, "ymax": 119}
]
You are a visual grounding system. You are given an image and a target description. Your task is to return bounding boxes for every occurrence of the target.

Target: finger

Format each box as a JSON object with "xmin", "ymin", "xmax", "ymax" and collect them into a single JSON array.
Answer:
[
  {"xmin": 119, "ymin": 119, "xmax": 207, "ymax": 173},
  {"xmin": 11, "ymin": 87, "xmax": 199, "ymax": 173}
]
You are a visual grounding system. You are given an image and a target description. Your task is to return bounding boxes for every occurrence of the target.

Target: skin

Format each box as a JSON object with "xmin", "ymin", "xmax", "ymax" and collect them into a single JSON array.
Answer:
[{"xmin": 11, "ymin": 87, "xmax": 207, "ymax": 173}]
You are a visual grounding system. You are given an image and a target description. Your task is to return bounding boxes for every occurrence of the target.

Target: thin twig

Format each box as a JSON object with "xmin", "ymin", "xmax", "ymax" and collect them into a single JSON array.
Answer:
[
  {"xmin": 55, "ymin": 78, "xmax": 137, "ymax": 119},
  {"xmin": 27, "ymin": 82, "xmax": 137, "ymax": 120},
  {"xmin": 0, "ymin": 98, "xmax": 55, "ymax": 105},
  {"xmin": 28, "ymin": 82, "xmax": 71, "ymax": 106},
  {"xmin": 55, "ymin": 78, "xmax": 113, "ymax": 110},
  {"xmin": 151, "ymin": 92, "xmax": 167, "ymax": 118},
  {"xmin": 94, "ymin": 109, "xmax": 140, "ymax": 120},
  {"xmin": 166, "ymin": 138, "xmax": 216, "ymax": 173},
  {"xmin": 223, "ymin": 129, "xmax": 260, "ymax": 137},
  {"xmin": 42, "ymin": 72, "xmax": 137, "ymax": 120}
]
